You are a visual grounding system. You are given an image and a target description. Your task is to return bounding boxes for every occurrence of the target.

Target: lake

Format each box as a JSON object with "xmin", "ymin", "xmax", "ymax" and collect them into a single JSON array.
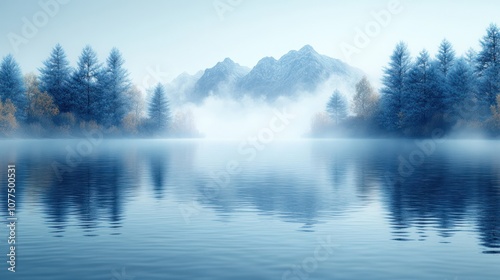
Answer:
[{"xmin": 0, "ymin": 139, "xmax": 499, "ymax": 279}]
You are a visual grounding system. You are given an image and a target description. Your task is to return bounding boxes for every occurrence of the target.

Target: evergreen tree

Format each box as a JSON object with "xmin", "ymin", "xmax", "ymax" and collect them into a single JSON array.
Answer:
[
  {"xmin": 436, "ymin": 40, "xmax": 456, "ymax": 124},
  {"xmin": 436, "ymin": 39, "xmax": 456, "ymax": 78},
  {"xmin": 403, "ymin": 50, "xmax": 443, "ymax": 132},
  {"xmin": 476, "ymin": 24, "xmax": 500, "ymax": 108},
  {"xmin": 0, "ymin": 54, "xmax": 27, "ymax": 121},
  {"xmin": 445, "ymin": 58, "xmax": 476, "ymax": 121},
  {"xmin": 39, "ymin": 44, "xmax": 72, "ymax": 112},
  {"xmin": 380, "ymin": 42, "xmax": 412, "ymax": 131},
  {"xmin": 465, "ymin": 48, "xmax": 478, "ymax": 69},
  {"xmin": 100, "ymin": 48, "xmax": 131, "ymax": 127},
  {"xmin": 148, "ymin": 83, "xmax": 170, "ymax": 133},
  {"xmin": 69, "ymin": 46, "xmax": 103, "ymax": 121},
  {"xmin": 326, "ymin": 89, "xmax": 348, "ymax": 125}
]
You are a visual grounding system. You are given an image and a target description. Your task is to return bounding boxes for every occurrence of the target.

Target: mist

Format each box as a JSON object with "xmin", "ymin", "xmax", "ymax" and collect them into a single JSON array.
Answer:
[{"xmin": 172, "ymin": 75, "xmax": 359, "ymax": 140}]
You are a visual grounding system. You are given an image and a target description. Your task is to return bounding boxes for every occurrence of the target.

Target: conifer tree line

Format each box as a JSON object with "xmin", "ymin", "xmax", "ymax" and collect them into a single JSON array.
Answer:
[
  {"xmin": 2, "ymin": 25, "xmax": 500, "ymax": 138},
  {"xmin": 315, "ymin": 23, "xmax": 500, "ymax": 137},
  {"xmin": 0, "ymin": 44, "xmax": 196, "ymax": 137}
]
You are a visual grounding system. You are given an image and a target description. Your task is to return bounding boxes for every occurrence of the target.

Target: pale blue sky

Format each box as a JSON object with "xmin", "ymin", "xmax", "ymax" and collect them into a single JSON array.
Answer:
[{"xmin": 1, "ymin": 0, "xmax": 499, "ymax": 89}]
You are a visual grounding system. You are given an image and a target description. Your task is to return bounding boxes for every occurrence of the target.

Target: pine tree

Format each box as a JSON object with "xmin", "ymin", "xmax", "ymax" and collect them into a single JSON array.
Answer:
[
  {"xmin": 436, "ymin": 39, "xmax": 456, "ymax": 78},
  {"xmin": 476, "ymin": 24, "xmax": 500, "ymax": 108},
  {"xmin": 100, "ymin": 48, "xmax": 131, "ymax": 127},
  {"xmin": 69, "ymin": 46, "xmax": 103, "ymax": 121},
  {"xmin": 0, "ymin": 55, "xmax": 27, "ymax": 121},
  {"xmin": 465, "ymin": 48, "xmax": 478, "ymax": 69},
  {"xmin": 403, "ymin": 50, "xmax": 443, "ymax": 132},
  {"xmin": 380, "ymin": 42, "xmax": 412, "ymax": 131},
  {"xmin": 326, "ymin": 89, "xmax": 348, "ymax": 125},
  {"xmin": 148, "ymin": 83, "xmax": 170, "ymax": 133},
  {"xmin": 39, "ymin": 44, "xmax": 71, "ymax": 112},
  {"xmin": 445, "ymin": 58, "xmax": 476, "ymax": 121}
]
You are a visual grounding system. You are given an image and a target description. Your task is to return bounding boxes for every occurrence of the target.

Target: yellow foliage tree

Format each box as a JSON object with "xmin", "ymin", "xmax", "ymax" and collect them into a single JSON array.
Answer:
[
  {"xmin": 0, "ymin": 99, "xmax": 18, "ymax": 135},
  {"xmin": 121, "ymin": 86, "xmax": 145, "ymax": 135},
  {"xmin": 353, "ymin": 76, "xmax": 379, "ymax": 119},
  {"xmin": 490, "ymin": 94, "xmax": 500, "ymax": 131},
  {"xmin": 170, "ymin": 110, "xmax": 199, "ymax": 137},
  {"xmin": 122, "ymin": 112, "xmax": 140, "ymax": 134},
  {"xmin": 25, "ymin": 73, "xmax": 59, "ymax": 122},
  {"xmin": 310, "ymin": 112, "xmax": 333, "ymax": 136},
  {"xmin": 30, "ymin": 91, "xmax": 59, "ymax": 120}
]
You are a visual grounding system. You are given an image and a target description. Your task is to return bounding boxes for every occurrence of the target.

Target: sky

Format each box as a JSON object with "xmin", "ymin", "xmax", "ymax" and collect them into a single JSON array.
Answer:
[{"xmin": 0, "ymin": 0, "xmax": 499, "ymax": 90}]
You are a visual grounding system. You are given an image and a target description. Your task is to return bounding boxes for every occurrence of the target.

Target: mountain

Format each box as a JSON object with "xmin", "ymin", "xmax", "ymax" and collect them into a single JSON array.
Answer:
[
  {"xmin": 167, "ymin": 45, "xmax": 363, "ymax": 103},
  {"xmin": 190, "ymin": 58, "xmax": 249, "ymax": 103},
  {"xmin": 237, "ymin": 45, "xmax": 361, "ymax": 99},
  {"xmin": 165, "ymin": 71, "xmax": 203, "ymax": 105}
]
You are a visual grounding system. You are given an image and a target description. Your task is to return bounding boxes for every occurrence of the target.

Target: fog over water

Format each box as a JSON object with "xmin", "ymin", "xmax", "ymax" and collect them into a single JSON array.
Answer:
[{"xmin": 176, "ymin": 76, "xmax": 358, "ymax": 139}]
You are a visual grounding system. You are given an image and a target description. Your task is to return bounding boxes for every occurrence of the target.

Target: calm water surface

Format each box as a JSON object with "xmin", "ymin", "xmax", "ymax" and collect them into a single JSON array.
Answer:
[{"xmin": 0, "ymin": 139, "xmax": 499, "ymax": 279}]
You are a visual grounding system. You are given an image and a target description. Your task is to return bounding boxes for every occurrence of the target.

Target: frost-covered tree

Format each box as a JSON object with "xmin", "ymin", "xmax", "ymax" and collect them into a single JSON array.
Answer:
[
  {"xmin": 69, "ymin": 46, "xmax": 103, "ymax": 121},
  {"xmin": 39, "ymin": 44, "xmax": 71, "ymax": 112},
  {"xmin": 476, "ymin": 24, "xmax": 500, "ymax": 108},
  {"xmin": 436, "ymin": 40, "xmax": 456, "ymax": 123},
  {"xmin": 353, "ymin": 76, "xmax": 378, "ymax": 119},
  {"xmin": 148, "ymin": 83, "xmax": 170, "ymax": 133},
  {"xmin": 122, "ymin": 86, "xmax": 145, "ymax": 134},
  {"xmin": 100, "ymin": 48, "xmax": 131, "ymax": 127},
  {"xmin": 326, "ymin": 89, "xmax": 348, "ymax": 125},
  {"xmin": 436, "ymin": 39, "xmax": 456, "ymax": 78},
  {"xmin": 445, "ymin": 58, "xmax": 476, "ymax": 121},
  {"xmin": 403, "ymin": 50, "xmax": 443, "ymax": 132},
  {"xmin": 25, "ymin": 73, "xmax": 41, "ymax": 122},
  {"xmin": 170, "ymin": 110, "xmax": 199, "ymax": 138},
  {"xmin": 0, "ymin": 55, "xmax": 27, "ymax": 121},
  {"xmin": 465, "ymin": 48, "xmax": 478, "ymax": 69},
  {"xmin": 380, "ymin": 42, "xmax": 412, "ymax": 131}
]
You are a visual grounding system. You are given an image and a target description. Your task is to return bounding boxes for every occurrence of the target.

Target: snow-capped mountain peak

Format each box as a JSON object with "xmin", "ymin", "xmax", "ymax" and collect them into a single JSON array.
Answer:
[{"xmin": 168, "ymin": 45, "xmax": 363, "ymax": 104}]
